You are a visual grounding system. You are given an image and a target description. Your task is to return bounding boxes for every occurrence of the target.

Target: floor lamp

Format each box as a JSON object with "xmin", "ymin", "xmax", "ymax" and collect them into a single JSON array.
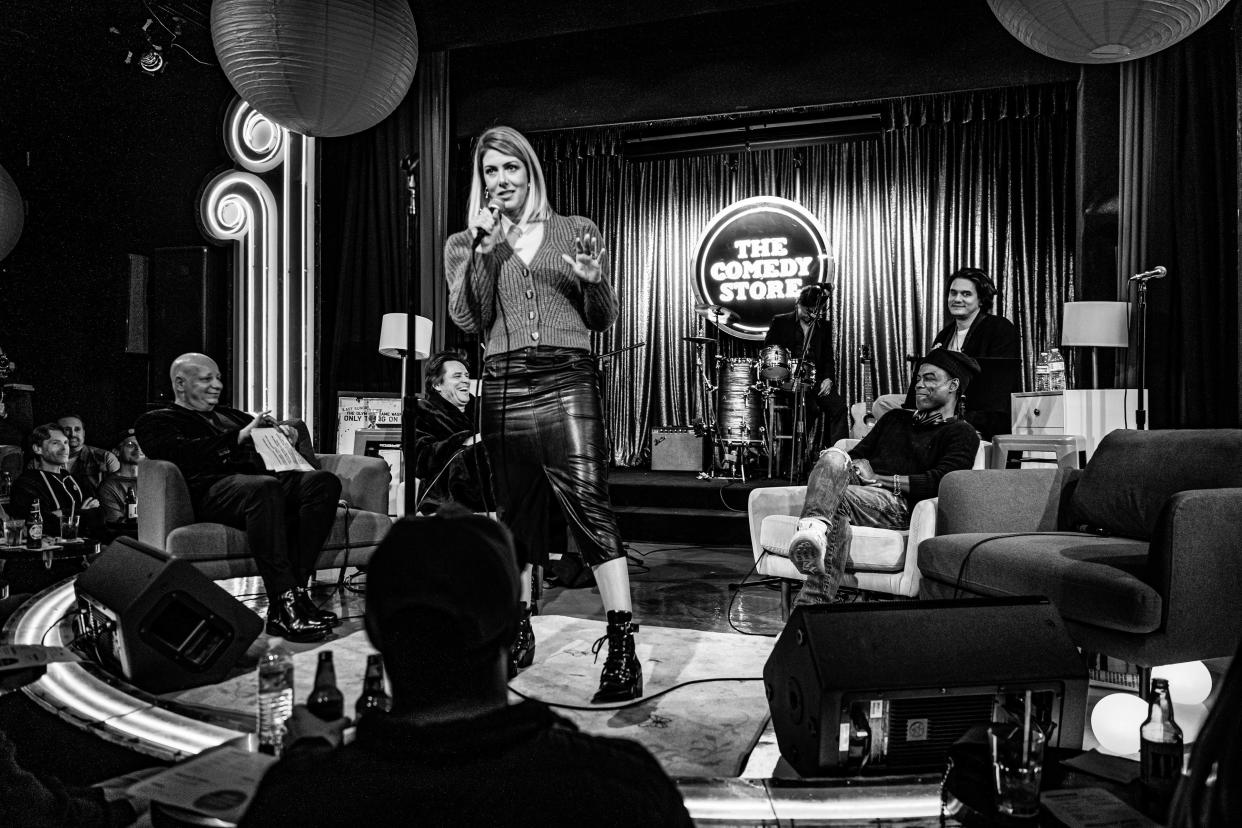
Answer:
[
  {"xmin": 1060, "ymin": 302, "xmax": 1129, "ymax": 389},
  {"xmin": 378, "ymin": 313, "xmax": 432, "ymax": 498}
]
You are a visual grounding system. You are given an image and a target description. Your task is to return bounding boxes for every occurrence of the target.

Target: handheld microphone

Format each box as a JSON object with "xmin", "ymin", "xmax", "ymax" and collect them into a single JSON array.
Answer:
[
  {"xmin": 1129, "ymin": 266, "xmax": 1167, "ymax": 281},
  {"xmin": 472, "ymin": 195, "xmax": 501, "ymax": 251}
]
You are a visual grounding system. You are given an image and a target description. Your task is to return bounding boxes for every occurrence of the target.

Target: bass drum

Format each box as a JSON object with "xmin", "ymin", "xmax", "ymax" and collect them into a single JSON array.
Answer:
[{"xmin": 717, "ymin": 358, "xmax": 763, "ymax": 443}]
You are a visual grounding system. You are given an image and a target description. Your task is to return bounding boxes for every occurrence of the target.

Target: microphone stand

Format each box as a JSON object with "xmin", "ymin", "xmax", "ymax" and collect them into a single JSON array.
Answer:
[
  {"xmin": 790, "ymin": 300, "xmax": 826, "ymax": 483},
  {"xmin": 595, "ymin": 342, "xmax": 646, "ymax": 465},
  {"xmin": 1132, "ymin": 277, "xmax": 1150, "ymax": 430}
]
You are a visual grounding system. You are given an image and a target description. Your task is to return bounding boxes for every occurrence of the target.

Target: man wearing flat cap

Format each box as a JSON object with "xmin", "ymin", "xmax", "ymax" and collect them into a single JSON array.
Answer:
[
  {"xmin": 785, "ymin": 350, "xmax": 982, "ymax": 606},
  {"xmin": 241, "ymin": 506, "xmax": 694, "ymax": 827}
]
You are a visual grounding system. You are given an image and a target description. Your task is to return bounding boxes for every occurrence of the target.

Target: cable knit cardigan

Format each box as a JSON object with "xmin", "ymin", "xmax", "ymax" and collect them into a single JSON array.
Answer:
[{"xmin": 444, "ymin": 212, "xmax": 619, "ymax": 356}]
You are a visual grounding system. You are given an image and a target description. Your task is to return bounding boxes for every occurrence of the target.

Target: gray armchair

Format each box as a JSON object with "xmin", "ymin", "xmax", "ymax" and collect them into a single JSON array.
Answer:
[
  {"xmin": 918, "ymin": 429, "xmax": 1242, "ymax": 669},
  {"xmin": 137, "ymin": 455, "xmax": 394, "ymax": 581}
]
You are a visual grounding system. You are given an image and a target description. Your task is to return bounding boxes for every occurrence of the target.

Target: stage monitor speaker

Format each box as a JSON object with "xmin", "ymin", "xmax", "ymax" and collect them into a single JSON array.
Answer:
[
  {"xmin": 651, "ymin": 427, "xmax": 704, "ymax": 472},
  {"xmin": 74, "ymin": 537, "xmax": 263, "ymax": 693},
  {"xmin": 764, "ymin": 597, "xmax": 1088, "ymax": 778}
]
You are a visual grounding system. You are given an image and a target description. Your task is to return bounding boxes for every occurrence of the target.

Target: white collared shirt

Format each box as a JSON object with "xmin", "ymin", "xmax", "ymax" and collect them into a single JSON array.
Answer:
[{"xmin": 501, "ymin": 214, "xmax": 545, "ymax": 266}]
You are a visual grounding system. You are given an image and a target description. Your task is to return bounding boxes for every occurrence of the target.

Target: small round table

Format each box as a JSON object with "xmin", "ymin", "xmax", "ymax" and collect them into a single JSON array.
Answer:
[{"xmin": 0, "ymin": 539, "xmax": 99, "ymax": 595}]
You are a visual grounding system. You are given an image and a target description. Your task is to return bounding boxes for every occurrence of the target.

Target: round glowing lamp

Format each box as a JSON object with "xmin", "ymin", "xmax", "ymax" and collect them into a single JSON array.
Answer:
[
  {"xmin": 1153, "ymin": 660, "xmax": 1213, "ymax": 705},
  {"xmin": 1091, "ymin": 691, "xmax": 1148, "ymax": 755},
  {"xmin": 211, "ymin": 0, "xmax": 419, "ymax": 137},
  {"xmin": 986, "ymin": 0, "xmax": 1228, "ymax": 64},
  {"xmin": 0, "ymin": 163, "xmax": 24, "ymax": 262}
]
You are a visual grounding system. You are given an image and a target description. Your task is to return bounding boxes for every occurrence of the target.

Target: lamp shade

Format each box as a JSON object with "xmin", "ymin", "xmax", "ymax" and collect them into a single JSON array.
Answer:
[
  {"xmin": 378, "ymin": 313, "xmax": 433, "ymax": 360},
  {"xmin": 987, "ymin": 0, "xmax": 1227, "ymax": 64},
  {"xmin": 1061, "ymin": 302, "xmax": 1129, "ymax": 348},
  {"xmin": 210, "ymin": 0, "xmax": 418, "ymax": 138},
  {"xmin": 0, "ymin": 163, "xmax": 25, "ymax": 262}
]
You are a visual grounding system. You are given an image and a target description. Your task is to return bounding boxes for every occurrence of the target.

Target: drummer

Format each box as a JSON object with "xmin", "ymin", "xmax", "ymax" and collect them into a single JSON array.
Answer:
[{"xmin": 763, "ymin": 283, "xmax": 848, "ymax": 451}]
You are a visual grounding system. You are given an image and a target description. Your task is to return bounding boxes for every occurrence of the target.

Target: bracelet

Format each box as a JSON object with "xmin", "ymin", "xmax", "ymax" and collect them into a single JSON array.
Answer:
[{"xmin": 892, "ymin": 475, "xmax": 901, "ymax": 496}]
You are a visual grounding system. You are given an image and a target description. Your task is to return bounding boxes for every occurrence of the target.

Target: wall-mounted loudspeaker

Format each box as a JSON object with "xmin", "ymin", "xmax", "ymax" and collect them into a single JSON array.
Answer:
[
  {"xmin": 74, "ymin": 537, "xmax": 263, "ymax": 693},
  {"xmin": 763, "ymin": 597, "xmax": 1088, "ymax": 778}
]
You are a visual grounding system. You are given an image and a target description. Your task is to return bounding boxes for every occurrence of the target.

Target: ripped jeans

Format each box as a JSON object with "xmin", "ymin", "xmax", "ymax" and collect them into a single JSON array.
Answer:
[{"xmin": 794, "ymin": 449, "xmax": 911, "ymax": 607}]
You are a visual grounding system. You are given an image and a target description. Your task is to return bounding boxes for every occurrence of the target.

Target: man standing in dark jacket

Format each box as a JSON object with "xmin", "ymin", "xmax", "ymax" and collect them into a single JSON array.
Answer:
[{"xmin": 134, "ymin": 353, "xmax": 338, "ymax": 641}]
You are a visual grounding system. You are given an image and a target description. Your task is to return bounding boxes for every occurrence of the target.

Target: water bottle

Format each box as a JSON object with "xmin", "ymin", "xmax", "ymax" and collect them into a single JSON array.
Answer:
[
  {"xmin": 1140, "ymin": 677, "xmax": 1184, "ymax": 818},
  {"xmin": 1048, "ymin": 348, "xmax": 1066, "ymax": 391},
  {"xmin": 257, "ymin": 638, "xmax": 294, "ymax": 756},
  {"xmin": 1035, "ymin": 351, "xmax": 1051, "ymax": 392}
]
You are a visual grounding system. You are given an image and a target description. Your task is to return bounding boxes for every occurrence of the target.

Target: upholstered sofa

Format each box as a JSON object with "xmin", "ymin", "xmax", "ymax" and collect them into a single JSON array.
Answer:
[
  {"xmin": 137, "ymin": 455, "xmax": 394, "ymax": 581},
  {"xmin": 918, "ymin": 429, "xmax": 1242, "ymax": 669}
]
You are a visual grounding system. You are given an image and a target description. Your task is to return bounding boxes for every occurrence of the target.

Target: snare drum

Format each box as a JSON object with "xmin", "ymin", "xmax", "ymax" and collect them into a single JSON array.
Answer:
[
  {"xmin": 758, "ymin": 344, "xmax": 790, "ymax": 381},
  {"xmin": 717, "ymin": 358, "xmax": 763, "ymax": 443}
]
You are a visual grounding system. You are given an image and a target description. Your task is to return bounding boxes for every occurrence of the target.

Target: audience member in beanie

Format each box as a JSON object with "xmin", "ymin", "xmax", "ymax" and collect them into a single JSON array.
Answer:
[
  {"xmin": 872, "ymin": 268, "xmax": 1020, "ymax": 440},
  {"xmin": 411, "ymin": 351, "xmax": 493, "ymax": 515},
  {"xmin": 240, "ymin": 507, "xmax": 694, "ymax": 828},
  {"xmin": 96, "ymin": 429, "xmax": 143, "ymax": 538},
  {"xmin": 55, "ymin": 414, "xmax": 121, "ymax": 490},
  {"xmin": 785, "ymin": 351, "xmax": 981, "ymax": 605}
]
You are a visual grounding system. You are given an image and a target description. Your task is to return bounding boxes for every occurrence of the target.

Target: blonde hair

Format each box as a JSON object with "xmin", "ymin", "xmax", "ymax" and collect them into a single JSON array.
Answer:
[{"xmin": 465, "ymin": 126, "xmax": 551, "ymax": 225}]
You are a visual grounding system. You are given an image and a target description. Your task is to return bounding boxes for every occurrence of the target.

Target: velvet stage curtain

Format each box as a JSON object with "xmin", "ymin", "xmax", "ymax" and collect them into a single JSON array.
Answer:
[
  {"xmin": 512, "ymin": 86, "xmax": 1075, "ymax": 465},
  {"xmin": 1117, "ymin": 12, "xmax": 1238, "ymax": 428}
]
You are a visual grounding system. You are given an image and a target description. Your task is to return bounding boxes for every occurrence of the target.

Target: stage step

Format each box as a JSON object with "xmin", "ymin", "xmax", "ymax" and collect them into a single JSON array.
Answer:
[{"xmin": 615, "ymin": 505, "xmax": 750, "ymax": 545}]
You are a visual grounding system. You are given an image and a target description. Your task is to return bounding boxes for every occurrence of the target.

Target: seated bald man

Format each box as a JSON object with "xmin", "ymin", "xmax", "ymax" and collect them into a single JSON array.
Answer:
[{"xmin": 135, "ymin": 353, "xmax": 339, "ymax": 641}]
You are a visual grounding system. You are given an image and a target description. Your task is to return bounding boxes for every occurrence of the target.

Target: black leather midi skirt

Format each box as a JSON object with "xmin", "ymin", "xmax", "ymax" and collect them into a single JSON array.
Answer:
[{"xmin": 481, "ymin": 346, "xmax": 624, "ymax": 568}]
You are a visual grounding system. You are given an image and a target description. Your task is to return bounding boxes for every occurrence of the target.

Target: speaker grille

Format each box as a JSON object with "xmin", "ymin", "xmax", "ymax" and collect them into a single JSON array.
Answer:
[{"xmin": 884, "ymin": 695, "xmax": 993, "ymax": 771}]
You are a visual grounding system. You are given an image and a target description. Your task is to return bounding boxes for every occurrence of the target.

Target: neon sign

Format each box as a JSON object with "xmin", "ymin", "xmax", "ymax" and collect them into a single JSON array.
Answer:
[{"xmin": 693, "ymin": 197, "xmax": 833, "ymax": 340}]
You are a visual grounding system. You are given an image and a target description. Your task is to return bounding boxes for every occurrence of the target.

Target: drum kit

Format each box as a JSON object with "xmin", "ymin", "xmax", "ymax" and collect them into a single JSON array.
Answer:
[{"xmin": 686, "ymin": 306, "xmax": 818, "ymax": 482}]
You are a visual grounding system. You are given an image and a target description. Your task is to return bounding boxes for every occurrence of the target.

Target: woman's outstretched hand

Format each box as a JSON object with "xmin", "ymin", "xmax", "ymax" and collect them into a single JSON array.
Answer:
[{"xmin": 562, "ymin": 232, "xmax": 607, "ymax": 284}]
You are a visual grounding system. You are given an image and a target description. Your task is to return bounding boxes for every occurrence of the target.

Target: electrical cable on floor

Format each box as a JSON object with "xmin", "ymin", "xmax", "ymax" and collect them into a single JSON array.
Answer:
[
  {"xmin": 715, "ymin": 479, "xmax": 749, "ymax": 513},
  {"xmin": 507, "ymin": 674, "xmax": 763, "ymax": 712},
  {"xmin": 726, "ymin": 556, "xmax": 781, "ymax": 637}
]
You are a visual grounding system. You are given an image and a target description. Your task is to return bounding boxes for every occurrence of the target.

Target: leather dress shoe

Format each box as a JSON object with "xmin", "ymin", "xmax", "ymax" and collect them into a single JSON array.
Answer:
[
  {"xmin": 267, "ymin": 590, "xmax": 331, "ymax": 642},
  {"xmin": 295, "ymin": 586, "xmax": 339, "ymax": 626}
]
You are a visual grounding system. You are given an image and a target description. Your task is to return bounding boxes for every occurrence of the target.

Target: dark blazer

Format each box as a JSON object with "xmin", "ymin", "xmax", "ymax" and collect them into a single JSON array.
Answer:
[
  {"xmin": 412, "ymin": 393, "xmax": 492, "ymax": 514},
  {"xmin": 904, "ymin": 312, "xmax": 1022, "ymax": 439},
  {"xmin": 764, "ymin": 311, "xmax": 836, "ymax": 386},
  {"xmin": 134, "ymin": 404, "xmax": 267, "ymax": 503}
]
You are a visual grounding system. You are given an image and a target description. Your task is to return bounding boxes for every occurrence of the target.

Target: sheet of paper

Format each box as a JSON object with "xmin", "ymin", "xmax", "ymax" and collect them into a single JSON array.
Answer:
[
  {"xmin": 0, "ymin": 644, "xmax": 79, "ymax": 673},
  {"xmin": 251, "ymin": 426, "xmax": 314, "ymax": 472},
  {"xmin": 1040, "ymin": 787, "xmax": 1158, "ymax": 828},
  {"xmin": 126, "ymin": 745, "xmax": 277, "ymax": 822}
]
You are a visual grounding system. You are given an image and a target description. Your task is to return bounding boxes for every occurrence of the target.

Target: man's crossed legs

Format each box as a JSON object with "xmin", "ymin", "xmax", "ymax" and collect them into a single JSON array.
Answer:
[{"xmin": 786, "ymin": 448, "xmax": 910, "ymax": 606}]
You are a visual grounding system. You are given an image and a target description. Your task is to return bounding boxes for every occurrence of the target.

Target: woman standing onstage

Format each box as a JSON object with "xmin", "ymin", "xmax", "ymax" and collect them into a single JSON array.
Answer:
[{"xmin": 444, "ymin": 126, "xmax": 642, "ymax": 703}]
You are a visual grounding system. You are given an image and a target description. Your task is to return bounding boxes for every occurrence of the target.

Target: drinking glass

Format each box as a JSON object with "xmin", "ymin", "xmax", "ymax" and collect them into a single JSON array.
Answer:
[
  {"xmin": 2, "ymin": 519, "xmax": 22, "ymax": 547},
  {"xmin": 61, "ymin": 515, "xmax": 80, "ymax": 541},
  {"xmin": 989, "ymin": 723, "xmax": 1046, "ymax": 818}
]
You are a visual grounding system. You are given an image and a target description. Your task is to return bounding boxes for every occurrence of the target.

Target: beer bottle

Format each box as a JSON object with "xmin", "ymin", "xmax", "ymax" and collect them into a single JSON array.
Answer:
[
  {"xmin": 355, "ymin": 653, "xmax": 392, "ymax": 719},
  {"xmin": 25, "ymin": 498, "xmax": 43, "ymax": 550},
  {"xmin": 306, "ymin": 652, "xmax": 345, "ymax": 721},
  {"xmin": 124, "ymin": 485, "xmax": 138, "ymax": 521},
  {"xmin": 1140, "ymin": 677, "xmax": 1184, "ymax": 818}
]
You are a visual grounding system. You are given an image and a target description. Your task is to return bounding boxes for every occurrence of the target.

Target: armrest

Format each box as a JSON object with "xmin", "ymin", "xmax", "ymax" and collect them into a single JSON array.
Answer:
[
  {"xmin": 892, "ymin": 496, "xmax": 939, "ymax": 596},
  {"xmin": 747, "ymin": 486, "xmax": 807, "ymax": 563},
  {"xmin": 136, "ymin": 459, "xmax": 196, "ymax": 549},
  {"xmin": 936, "ymin": 468, "xmax": 1071, "ymax": 535},
  {"xmin": 1150, "ymin": 489, "xmax": 1242, "ymax": 639},
  {"xmin": 318, "ymin": 454, "xmax": 391, "ymax": 515}
]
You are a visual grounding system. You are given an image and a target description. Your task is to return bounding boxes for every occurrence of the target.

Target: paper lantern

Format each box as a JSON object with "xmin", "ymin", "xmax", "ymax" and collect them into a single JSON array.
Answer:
[
  {"xmin": 1090, "ymin": 691, "xmax": 1147, "ymax": 755},
  {"xmin": 1153, "ymin": 660, "xmax": 1213, "ymax": 706},
  {"xmin": 987, "ymin": 0, "xmax": 1228, "ymax": 64},
  {"xmin": 0, "ymin": 163, "xmax": 24, "ymax": 262},
  {"xmin": 211, "ymin": 0, "xmax": 418, "ymax": 138}
]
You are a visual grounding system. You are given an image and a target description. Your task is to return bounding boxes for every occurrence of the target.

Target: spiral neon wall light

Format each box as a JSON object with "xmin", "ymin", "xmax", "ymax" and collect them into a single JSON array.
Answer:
[{"xmin": 200, "ymin": 97, "xmax": 317, "ymax": 429}]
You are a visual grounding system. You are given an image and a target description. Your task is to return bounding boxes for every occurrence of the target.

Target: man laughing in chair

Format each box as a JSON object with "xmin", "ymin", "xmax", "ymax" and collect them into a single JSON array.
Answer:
[{"xmin": 786, "ymin": 350, "xmax": 981, "ymax": 606}]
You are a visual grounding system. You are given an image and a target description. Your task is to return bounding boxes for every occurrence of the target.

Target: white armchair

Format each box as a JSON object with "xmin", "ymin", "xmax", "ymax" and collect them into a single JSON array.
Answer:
[{"xmin": 747, "ymin": 439, "xmax": 988, "ymax": 617}]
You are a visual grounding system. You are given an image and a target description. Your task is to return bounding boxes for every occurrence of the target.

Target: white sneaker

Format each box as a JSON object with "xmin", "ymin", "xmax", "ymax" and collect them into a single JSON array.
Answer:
[{"xmin": 788, "ymin": 518, "xmax": 830, "ymax": 575}]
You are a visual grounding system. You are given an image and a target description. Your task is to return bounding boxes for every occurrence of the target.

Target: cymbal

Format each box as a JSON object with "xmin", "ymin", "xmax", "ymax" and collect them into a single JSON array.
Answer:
[
  {"xmin": 683, "ymin": 336, "xmax": 716, "ymax": 346},
  {"xmin": 695, "ymin": 305, "xmax": 738, "ymax": 323}
]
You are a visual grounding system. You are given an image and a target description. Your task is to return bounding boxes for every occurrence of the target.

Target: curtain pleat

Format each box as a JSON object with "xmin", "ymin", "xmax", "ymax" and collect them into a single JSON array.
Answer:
[{"xmin": 465, "ymin": 84, "xmax": 1075, "ymax": 465}]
